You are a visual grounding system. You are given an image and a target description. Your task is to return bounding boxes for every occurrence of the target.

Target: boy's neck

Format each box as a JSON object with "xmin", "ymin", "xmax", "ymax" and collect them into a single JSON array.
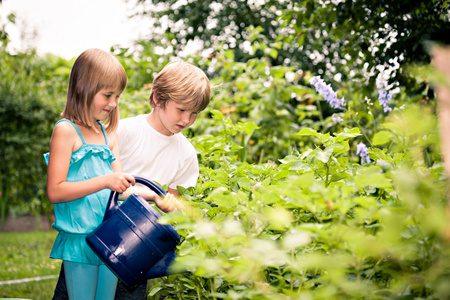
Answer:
[{"xmin": 146, "ymin": 112, "xmax": 174, "ymax": 136}]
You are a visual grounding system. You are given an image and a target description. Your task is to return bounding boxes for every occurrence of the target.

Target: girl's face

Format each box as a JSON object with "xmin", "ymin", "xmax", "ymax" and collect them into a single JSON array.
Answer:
[
  {"xmin": 92, "ymin": 87, "xmax": 121, "ymax": 121},
  {"xmin": 155, "ymin": 100, "xmax": 198, "ymax": 136}
]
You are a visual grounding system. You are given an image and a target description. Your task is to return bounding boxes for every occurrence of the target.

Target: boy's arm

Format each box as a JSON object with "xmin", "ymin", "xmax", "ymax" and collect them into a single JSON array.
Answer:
[
  {"xmin": 119, "ymin": 186, "xmax": 183, "ymax": 212},
  {"xmin": 168, "ymin": 187, "xmax": 181, "ymax": 197}
]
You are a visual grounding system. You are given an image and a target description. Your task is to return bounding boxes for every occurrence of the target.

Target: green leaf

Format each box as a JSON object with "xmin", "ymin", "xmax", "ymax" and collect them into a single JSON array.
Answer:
[
  {"xmin": 290, "ymin": 161, "xmax": 312, "ymax": 172},
  {"xmin": 373, "ymin": 131, "xmax": 392, "ymax": 145},
  {"xmin": 206, "ymin": 187, "xmax": 239, "ymax": 207},
  {"xmin": 355, "ymin": 166, "xmax": 392, "ymax": 189},
  {"xmin": 315, "ymin": 147, "xmax": 333, "ymax": 163},
  {"xmin": 210, "ymin": 109, "xmax": 224, "ymax": 120},
  {"xmin": 297, "ymin": 128, "xmax": 322, "ymax": 138},
  {"xmin": 279, "ymin": 155, "xmax": 299, "ymax": 164},
  {"xmin": 265, "ymin": 48, "xmax": 278, "ymax": 60},
  {"xmin": 148, "ymin": 285, "xmax": 164, "ymax": 296}
]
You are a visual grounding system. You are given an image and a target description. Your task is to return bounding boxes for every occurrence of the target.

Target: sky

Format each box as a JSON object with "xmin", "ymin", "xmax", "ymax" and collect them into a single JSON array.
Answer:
[{"xmin": 1, "ymin": 0, "xmax": 152, "ymax": 59}]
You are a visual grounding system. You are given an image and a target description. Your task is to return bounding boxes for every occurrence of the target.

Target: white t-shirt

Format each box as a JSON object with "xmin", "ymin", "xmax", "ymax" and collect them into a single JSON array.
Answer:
[{"xmin": 117, "ymin": 114, "xmax": 199, "ymax": 190}]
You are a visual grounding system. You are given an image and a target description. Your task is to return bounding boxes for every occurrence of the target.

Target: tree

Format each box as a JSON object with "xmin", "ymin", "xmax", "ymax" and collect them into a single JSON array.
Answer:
[
  {"xmin": 132, "ymin": 0, "xmax": 450, "ymax": 92},
  {"xmin": 133, "ymin": 0, "xmax": 290, "ymax": 62},
  {"xmin": 280, "ymin": 0, "xmax": 450, "ymax": 91}
]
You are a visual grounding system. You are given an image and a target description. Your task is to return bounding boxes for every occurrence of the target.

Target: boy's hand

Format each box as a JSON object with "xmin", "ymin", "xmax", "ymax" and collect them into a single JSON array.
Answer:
[
  {"xmin": 121, "ymin": 186, "xmax": 183, "ymax": 213},
  {"xmin": 118, "ymin": 185, "xmax": 156, "ymax": 201},
  {"xmin": 154, "ymin": 193, "xmax": 183, "ymax": 213}
]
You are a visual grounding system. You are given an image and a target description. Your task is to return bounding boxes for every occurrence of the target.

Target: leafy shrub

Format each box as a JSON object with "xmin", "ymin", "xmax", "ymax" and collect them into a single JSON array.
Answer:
[
  {"xmin": 149, "ymin": 87, "xmax": 450, "ymax": 299},
  {"xmin": 0, "ymin": 49, "xmax": 64, "ymax": 224}
]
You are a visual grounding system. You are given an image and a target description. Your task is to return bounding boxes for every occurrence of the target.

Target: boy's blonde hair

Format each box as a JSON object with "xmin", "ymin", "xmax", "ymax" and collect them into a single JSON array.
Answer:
[
  {"xmin": 149, "ymin": 61, "xmax": 210, "ymax": 112},
  {"xmin": 62, "ymin": 48, "xmax": 127, "ymax": 133}
]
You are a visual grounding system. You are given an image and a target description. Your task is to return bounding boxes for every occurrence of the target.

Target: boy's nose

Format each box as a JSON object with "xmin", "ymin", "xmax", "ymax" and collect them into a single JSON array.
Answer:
[{"xmin": 181, "ymin": 112, "xmax": 191, "ymax": 123}]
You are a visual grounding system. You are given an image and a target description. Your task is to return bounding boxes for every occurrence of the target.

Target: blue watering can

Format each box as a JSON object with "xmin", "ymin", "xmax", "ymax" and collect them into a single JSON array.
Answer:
[{"xmin": 86, "ymin": 176, "xmax": 182, "ymax": 288}]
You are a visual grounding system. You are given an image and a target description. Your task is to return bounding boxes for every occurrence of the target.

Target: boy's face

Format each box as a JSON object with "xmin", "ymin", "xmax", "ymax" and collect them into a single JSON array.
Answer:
[{"xmin": 156, "ymin": 100, "xmax": 199, "ymax": 136}]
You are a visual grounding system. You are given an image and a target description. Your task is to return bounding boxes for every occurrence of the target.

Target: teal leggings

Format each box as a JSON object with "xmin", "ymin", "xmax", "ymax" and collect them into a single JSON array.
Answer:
[{"xmin": 63, "ymin": 261, "xmax": 118, "ymax": 300}]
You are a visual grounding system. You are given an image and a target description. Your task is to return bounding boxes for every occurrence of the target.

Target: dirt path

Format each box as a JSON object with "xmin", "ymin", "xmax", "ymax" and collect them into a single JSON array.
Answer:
[{"xmin": 1, "ymin": 214, "xmax": 55, "ymax": 232}]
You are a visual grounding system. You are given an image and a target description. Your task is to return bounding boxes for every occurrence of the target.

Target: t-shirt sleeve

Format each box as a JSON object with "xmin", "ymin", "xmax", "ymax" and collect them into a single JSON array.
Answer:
[{"xmin": 169, "ymin": 151, "xmax": 199, "ymax": 190}]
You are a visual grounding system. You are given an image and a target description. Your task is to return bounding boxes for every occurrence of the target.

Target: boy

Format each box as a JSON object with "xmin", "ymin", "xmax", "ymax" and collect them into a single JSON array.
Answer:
[
  {"xmin": 52, "ymin": 60, "xmax": 211, "ymax": 299},
  {"xmin": 118, "ymin": 60, "xmax": 210, "ymax": 198}
]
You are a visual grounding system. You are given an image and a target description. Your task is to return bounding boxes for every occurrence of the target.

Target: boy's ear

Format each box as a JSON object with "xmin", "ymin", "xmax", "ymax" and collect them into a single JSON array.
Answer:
[
  {"xmin": 150, "ymin": 93, "xmax": 159, "ymax": 108},
  {"xmin": 153, "ymin": 94, "xmax": 162, "ymax": 107}
]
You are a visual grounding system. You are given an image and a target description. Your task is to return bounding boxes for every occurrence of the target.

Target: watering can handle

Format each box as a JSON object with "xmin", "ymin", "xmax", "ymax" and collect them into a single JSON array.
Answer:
[{"xmin": 104, "ymin": 176, "xmax": 167, "ymax": 221}]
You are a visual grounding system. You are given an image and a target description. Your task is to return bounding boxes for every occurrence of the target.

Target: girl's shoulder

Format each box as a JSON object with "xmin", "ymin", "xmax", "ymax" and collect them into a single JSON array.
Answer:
[
  {"xmin": 54, "ymin": 119, "xmax": 76, "ymax": 132},
  {"xmin": 51, "ymin": 120, "xmax": 83, "ymax": 151},
  {"xmin": 53, "ymin": 120, "xmax": 79, "ymax": 137}
]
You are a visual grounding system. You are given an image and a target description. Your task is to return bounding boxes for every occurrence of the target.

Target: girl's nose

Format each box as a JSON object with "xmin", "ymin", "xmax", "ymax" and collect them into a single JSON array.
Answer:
[{"xmin": 109, "ymin": 98, "xmax": 118, "ymax": 108}]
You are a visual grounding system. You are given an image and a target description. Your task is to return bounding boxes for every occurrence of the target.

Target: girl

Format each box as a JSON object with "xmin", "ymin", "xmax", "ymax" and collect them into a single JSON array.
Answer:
[{"xmin": 44, "ymin": 48, "xmax": 135, "ymax": 300}]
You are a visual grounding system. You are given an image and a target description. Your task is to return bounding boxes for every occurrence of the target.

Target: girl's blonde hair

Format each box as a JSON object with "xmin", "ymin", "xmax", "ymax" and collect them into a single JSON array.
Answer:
[
  {"xmin": 62, "ymin": 48, "xmax": 127, "ymax": 133},
  {"xmin": 149, "ymin": 61, "xmax": 210, "ymax": 112}
]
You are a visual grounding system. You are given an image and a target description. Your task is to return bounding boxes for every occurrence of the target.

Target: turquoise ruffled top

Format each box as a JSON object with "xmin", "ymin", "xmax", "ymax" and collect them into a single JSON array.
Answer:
[{"xmin": 44, "ymin": 119, "xmax": 116, "ymax": 265}]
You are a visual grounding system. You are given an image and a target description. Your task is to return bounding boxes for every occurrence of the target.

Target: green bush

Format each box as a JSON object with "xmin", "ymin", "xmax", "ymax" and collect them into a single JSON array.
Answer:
[
  {"xmin": 0, "ymin": 49, "xmax": 65, "ymax": 225},
  {"xmin": 149, "ymin": 88, "xmax": 450, "ymax": 299}
]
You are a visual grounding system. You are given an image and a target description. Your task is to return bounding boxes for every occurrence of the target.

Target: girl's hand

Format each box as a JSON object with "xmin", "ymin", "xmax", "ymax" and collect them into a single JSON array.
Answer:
[{"xmin": 107, "ymin": 172, "xmax": 135, "ymax": 193}]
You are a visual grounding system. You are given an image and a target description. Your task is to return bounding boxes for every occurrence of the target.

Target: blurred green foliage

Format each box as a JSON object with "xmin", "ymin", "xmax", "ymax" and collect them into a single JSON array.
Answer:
[
  {"xmin": 159, "ymin": 102, "xmax": 450, "ymax": 299},
  {"xmin": 0, "ymin": 46, "xmax": 68, "ymax": 226}
]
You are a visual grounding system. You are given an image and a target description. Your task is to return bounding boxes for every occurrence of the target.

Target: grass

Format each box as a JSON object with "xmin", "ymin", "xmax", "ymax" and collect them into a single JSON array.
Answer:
[{"xmin": 0, "ymin": 231, "xmax": 60, "ymax": 299}]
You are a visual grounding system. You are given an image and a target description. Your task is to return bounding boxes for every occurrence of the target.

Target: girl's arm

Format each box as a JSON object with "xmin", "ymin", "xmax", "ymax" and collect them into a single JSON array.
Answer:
[{"xmin": 46, "ymin": 122, "xmax": 134, "ymax": 203}]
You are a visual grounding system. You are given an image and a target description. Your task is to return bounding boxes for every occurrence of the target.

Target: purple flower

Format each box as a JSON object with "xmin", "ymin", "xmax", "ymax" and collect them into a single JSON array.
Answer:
[
  {"xmin": 376, "ymin": 80, "xmax": 392, "ymax": 113},
  {"xmin": 310, "ymin": 76, "xmax": 344, "ymax": 110},
  {"xmin": 356, "ymin": 142, "xmax": 371, "ymax": 164},
  {"xmin": 331, "ymin": 113, "xmax": 344, "ymax": 123}
]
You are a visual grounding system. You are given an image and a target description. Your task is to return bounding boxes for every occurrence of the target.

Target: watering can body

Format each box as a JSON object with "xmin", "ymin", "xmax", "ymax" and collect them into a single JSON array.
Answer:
[{"xmin": 86, "ymin": 176, "xmax": 181, "ymax": 288}]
